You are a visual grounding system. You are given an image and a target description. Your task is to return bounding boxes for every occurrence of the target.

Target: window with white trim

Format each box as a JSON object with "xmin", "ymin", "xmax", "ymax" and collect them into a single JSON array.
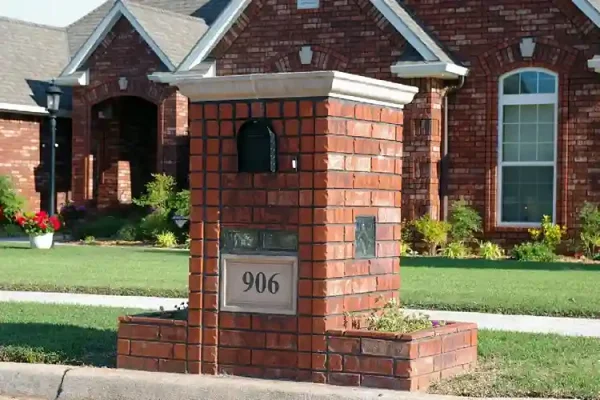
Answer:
[{"xmin": 498, "ymin": 69, "xmax": 557, "ymax": 225}]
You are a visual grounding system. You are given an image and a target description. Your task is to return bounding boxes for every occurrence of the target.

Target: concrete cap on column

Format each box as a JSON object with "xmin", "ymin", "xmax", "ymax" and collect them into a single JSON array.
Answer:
[{"xmin": 175, "ymin": 71, "xmax": 419, "ymax": 109}]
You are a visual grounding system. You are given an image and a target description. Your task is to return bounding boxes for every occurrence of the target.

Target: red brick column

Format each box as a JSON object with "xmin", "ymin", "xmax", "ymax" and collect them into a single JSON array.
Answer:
[
  {"xmin": 401, "ymin": 78, "xmax": 444, "ymax": 221},
  {"xmin": 184, "ymin": 71, "xmax": 415, "ymax": 382},
  {"xmin": 160, "ymin": 90, "xmax": 189, "ymax": 176}
]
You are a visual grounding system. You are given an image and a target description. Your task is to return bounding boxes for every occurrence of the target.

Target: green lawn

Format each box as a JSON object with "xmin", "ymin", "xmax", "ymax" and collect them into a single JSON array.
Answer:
[
  {"xmin": 0, "ymin": 243, "xmax": 188, "ymax": 297},
  {"xmin": 1, "ymin": 302, "xmax": 598, "ymax": 399},
  {"xmin": 432, "ymin": 331, "xmax": 600, "ymax": 400},
  {"xmin": 401, "ymin": 257, "xmax": 600, "ymax": 318},
  {"xmin": 0, "ymin": 302, "xmax": 143, "ymax": 366}
]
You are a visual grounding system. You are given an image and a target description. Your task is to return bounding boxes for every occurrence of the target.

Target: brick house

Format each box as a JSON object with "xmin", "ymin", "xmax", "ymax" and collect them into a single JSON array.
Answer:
[{"xmin": 3, "ymin": 0, "xmax": 600, "ymax": 241}]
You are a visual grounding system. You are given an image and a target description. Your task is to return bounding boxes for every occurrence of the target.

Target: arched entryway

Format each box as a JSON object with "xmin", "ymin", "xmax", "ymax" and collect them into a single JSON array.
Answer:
[{"xmin": 90, "ymin": 96, "xmax": 158, "ymax": 208}]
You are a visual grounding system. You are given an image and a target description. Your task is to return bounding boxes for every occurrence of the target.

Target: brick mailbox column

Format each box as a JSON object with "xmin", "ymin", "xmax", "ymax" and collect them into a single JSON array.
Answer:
[{"xmin": 178, "ymin": 71, "xmax": 418, "ymax": 382}]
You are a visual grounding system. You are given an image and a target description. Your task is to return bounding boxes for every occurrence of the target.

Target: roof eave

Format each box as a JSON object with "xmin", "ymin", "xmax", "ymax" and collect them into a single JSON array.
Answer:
[
  {"xmin": 573, "ymin": 0, "xmax": 600, "ymax": 27},
  {"xmin": 391, "ymin": 62, "xmax": 469, "ymax": 79},
  {"xmin": 177, "ymin": 0, "xmax": 252, "ymax": 72},
  {"xmin": 59, "ymin": 0, "xmax": 175, "ymax": 77},
  {"xmin": 0, "ymin": 103, "xmax": 72, "ymax": 118}
]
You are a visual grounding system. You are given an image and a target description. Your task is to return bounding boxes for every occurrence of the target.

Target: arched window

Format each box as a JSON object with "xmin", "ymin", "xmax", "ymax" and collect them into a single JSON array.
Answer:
[
  {"xmin": 498, "ymin": 69, "xmax": 557, "ymax": 225},
  {"xmin": 237, "ymin": 119, "xmax": 278, "ymax": 173}
]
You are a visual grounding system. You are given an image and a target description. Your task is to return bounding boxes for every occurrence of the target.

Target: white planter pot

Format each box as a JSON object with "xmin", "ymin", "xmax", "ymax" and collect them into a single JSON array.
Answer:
[{"xmin": 29, "ymin": 232, "xmax": 54, "ymax": 250}]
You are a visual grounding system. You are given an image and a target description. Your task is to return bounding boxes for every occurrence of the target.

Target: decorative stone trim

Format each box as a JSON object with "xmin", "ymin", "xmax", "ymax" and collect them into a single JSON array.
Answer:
[{"xmin": 176, "ymin": 71, "xmax": 418, "ymax": 109}]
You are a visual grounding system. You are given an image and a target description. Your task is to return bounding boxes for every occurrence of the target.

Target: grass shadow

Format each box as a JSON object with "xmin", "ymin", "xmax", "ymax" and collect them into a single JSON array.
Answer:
[
  {"xmin": 0, "ymin": 245, "xmax": 31, "ymax": 250},
  {"xmin": 401, "ymin": 256, "xmax": 600, "ymax": 272},
  {"xmin": 0, "ymin": 323, "xmax": 117, "ymax": 367}
]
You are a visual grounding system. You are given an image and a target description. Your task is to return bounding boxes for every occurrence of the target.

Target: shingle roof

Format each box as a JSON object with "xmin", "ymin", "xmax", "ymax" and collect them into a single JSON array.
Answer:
[
  {"xmin": 66, "ymin": 0, "xmax": 226, "ymax": 57},
  {"xmin": 0, "ymin": 17, "xmax": 71, "ymax": 110},
  {"xmin": 123, "ymin": 1, "xmax": 209, "ymax": 67}
]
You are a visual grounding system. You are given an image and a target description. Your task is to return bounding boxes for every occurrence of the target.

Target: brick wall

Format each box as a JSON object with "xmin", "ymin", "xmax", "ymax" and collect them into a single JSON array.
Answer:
[
  {"xmin": 208, "ymin": 0, "xmax": 600, "ymax": 241},
  {"xmin": 117, "ymin": 315, "xmax": 188, "ymax": 373},
  {"xmin": 187, "ymin": 97, "xmax": 402, "ymax": 381},
  {"xmin": 325, "ymin": 322, "xmax": 478, "ymax": 391},
  {"xmin": 403, "ymin": 0, "xmax": 600, "ymax": 241},
  {"xmin": 0, "ymin": 113, "xmax": 71, "ymax": 212}
]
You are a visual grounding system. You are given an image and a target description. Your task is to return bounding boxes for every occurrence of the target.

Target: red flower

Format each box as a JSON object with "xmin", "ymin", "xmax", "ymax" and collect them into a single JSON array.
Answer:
[
  {"xmin": 0, "ymin": 207, "xmax": 4, "ymax": 221},
  {"xmin": 49, "ymin": 215, "xmax": 61, "ymax": 230},
  {"xmin": 39, "ymin": 222, "xmax": 47, "ymax": 230},
  {"xmin": 37, "ymin": 211, "xmax": 48, "ymax": 220},
  {"xmin": 15, "ymin": 215, "xmax": 25, "ymax": 226}
]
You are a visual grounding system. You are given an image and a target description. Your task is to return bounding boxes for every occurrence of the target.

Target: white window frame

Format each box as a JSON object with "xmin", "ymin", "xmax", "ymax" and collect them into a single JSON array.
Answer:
[{"xmin": 497, "ymin": 68, "xmax": 558, "ymax": 227}]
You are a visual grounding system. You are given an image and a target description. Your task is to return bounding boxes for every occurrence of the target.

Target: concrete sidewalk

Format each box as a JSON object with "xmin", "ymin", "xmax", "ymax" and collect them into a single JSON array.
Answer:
[
  {"xmin": 0, "ymin": 362, "xmax": 567, "ymax": 400},
  {"xmin": 2, "ymin": 290, "xmax": 600, "ymax": 338}
]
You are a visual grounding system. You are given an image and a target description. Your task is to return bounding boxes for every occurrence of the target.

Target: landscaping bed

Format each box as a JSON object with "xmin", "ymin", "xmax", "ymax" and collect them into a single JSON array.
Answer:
[{"xmin": 325, "ymin": 322, "xmax": 477, "ymax": 391}]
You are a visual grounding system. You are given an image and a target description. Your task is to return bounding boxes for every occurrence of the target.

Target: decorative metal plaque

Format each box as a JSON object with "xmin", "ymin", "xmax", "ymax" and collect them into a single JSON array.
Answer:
[
  {"xmin": 221, "ymin": 229, "xmax": 298, "ymax": 254},
  {"xmin": 355, "ymin": 216, "xmax": 376, "ymax": 258}
]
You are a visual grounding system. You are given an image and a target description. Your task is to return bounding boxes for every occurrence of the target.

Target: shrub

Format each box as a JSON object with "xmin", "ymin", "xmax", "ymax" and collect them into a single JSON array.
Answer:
[
  {"xmin": 71, "ymin": 216, "xmax": 128, "ymax": 240},
  {"xmin": 449, "ymin": 199, "xmax": 481, "ymax": 244},
  {"xmin": 579, "ymin": 202, "xmax": 600, "ymax": 257},
  {"xmin": 155, "ymin": 231, "xmax": 177, "ymax": 248},
  {"xmin": 0, "ymin": 224, "xmax": 24, "ymax": 238},
  {"xmin": 58, "ymin": 202, "xmax": 87, "ymax": 232},
  {"xmin": 133, "ymin": 174, "xmax": 177, "ymax": 213},
  {"xmin": 116, "ymin": 224, "xmax": 138, "ymax": 242},
  {"xmin": 0, "ymin": 175, "xmax": 25, "ymax": 222},
  {"xmin": 512, "ymin": 241, "xmax": 556, "ymax": 262},
  {"xmin": 368, "ymin": 298, "xmax": 438, "ymax": 333},
  {"xmin": 171, "ymin": 190, "xmax": 190, "ymax": 218},
  {"xmin": 528, "ymin": 215, "xmax": 566, "ymax": 250},
  {"xmin": 400, "ymin": 242, "xmax": 412, "ymax": 256},
  {"xmin": 413, "ymin": 215, "xmax": 451, "ymax": 255},
  {"xmin": 139, "ymin": 211, "xmax": 172, "ymax": 240},
  {"xmin": 479, "ymin": 241, "xmax": 504, "ymax": 260},
  {"xmin": 83, "ymin": 236, "xmax": 96, "ymax": 245},
  {"xmin": 442, "ymin": 241, "xmax": 469, "ymax": 259}
]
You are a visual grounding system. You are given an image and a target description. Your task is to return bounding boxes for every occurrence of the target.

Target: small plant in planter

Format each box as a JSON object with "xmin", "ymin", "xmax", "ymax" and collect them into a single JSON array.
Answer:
[
  {"xmin": 14, "ymin": 211, "xmax": 61, "ymax": 249},
  {"xmin": 367, "ymin": 298, "xmax": 445, "ymax": 333}
]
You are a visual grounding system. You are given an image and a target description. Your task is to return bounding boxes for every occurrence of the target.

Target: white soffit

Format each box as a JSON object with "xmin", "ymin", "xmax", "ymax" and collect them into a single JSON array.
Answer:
[
  {"xmin": 391, "ymin": 62, "xmax": 469, "ymax": 79},
  {"xmin": 176, "ymin": 71, "xmax": 419, "ymax": 109},
  {"xmin": 54, "ymin": 71, "xmax": 89, "ymax": 87},
  {"xmin": 60, "ymin": 0, "xmax": 175, "ymax": 76}
]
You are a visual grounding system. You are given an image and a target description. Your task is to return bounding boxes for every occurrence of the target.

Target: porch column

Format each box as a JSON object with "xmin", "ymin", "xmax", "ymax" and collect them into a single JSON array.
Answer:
[{"xmin": 401, "ymin": 78, "xmax": 444, "ymax": 220}]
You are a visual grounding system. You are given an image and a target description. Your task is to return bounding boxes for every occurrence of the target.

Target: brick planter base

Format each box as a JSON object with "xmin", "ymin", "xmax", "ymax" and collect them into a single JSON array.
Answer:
[
  {"xmin": 117, "ymin": 314, "xmax": 188, "ymax": 373},
  {"xmin": 116, "ymin": 315, "xmax": 477, "ymax": 392},
  {"xmin": 325, "ymin": 322, "xmax": 478, "ymax": 391}
]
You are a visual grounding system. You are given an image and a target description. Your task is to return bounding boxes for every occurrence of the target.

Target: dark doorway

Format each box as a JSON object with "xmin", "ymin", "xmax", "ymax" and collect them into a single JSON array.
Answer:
[{"xmin": 90, "ymin": 96, "xmax": 157, "ymax": 207}]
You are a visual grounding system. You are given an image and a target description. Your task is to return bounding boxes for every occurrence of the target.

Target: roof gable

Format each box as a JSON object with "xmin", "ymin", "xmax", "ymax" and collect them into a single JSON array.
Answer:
[
  {"xmin": 61, "ymin": 0, "xmax": 208, "ymax": 76},
  {"xmin": 177, "ymin": 0, "xmax": 464, "ymax": 77}
]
